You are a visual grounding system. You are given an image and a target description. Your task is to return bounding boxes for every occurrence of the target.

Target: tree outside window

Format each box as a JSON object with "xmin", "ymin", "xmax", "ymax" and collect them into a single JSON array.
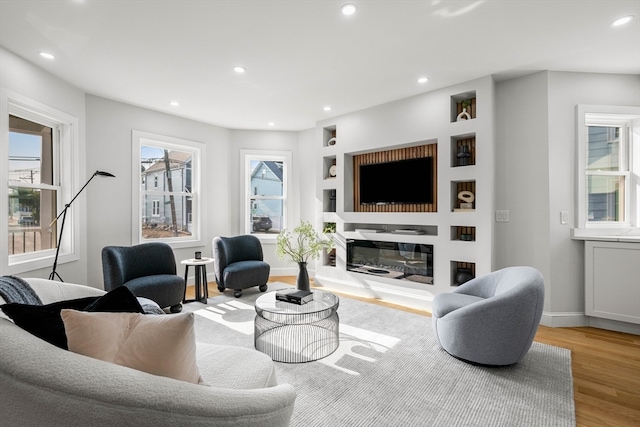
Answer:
[{"xmin": 133, "ymin": 130, "xmax": 203, "ymax": 247}]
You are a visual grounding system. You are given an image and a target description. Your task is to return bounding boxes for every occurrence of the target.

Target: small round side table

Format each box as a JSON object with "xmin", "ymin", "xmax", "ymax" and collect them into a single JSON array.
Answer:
[{"xmin": 181, "ymin": 257, "xmax": 214, "ymax": 304}]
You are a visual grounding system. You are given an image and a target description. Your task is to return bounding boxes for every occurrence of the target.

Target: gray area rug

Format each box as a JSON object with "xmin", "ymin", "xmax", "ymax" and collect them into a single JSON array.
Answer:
[{"xmin": 184, "ymin": 284, "xmax": 575, "ymax": 427}]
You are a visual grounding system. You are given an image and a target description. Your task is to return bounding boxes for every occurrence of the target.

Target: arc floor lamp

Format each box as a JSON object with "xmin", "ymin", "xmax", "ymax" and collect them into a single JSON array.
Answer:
[{"xmin": 49, "ymin": 170, "xmax": 115, "ymax": 281}]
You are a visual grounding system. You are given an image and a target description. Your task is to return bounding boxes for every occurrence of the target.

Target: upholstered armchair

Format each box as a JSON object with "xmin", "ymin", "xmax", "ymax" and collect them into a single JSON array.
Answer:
[
  {"xmin": 431, "ymin": 266, "xmax": 545, "ymax": 366},
  {"xmin": 212, "ymin": 235, "xmax": 270, "ymax": 298},
  {"xmin": 102, "ymin": 243, "xmax": 184, "ymax": 313}
]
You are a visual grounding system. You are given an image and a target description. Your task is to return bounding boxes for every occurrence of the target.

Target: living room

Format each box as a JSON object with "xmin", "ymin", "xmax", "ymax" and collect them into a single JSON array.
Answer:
[{"xmin": 1, "ymin": 1, "xmax": 639, "ymax": 426}]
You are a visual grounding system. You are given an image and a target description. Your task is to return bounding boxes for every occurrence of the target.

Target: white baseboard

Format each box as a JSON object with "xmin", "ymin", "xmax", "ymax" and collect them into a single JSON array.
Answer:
[
  {"xmin": 540, "ymin": 312, "xmax": 588, "ymax": 328},
  {"xmin": 587, "ymin": 317, "xmax": 640, "ymax": 335},
  {"xmin": 541, "ymin": 311, "xmax": 640, "ymax": 335}
]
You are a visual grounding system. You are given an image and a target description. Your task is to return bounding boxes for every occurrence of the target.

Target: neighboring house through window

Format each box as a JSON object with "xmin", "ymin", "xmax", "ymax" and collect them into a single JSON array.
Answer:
[
  {"xmin": 576, "ymin": 105, "xmax": 640, "ymax": 231},
  {"xmin": 132, "ymin": 130, "xmax": 203, "ymax": 247},
  {"xmin": 241, "ymin": 150, "xmax": 291, "ymax": 236},
  {"xmin": 1, "ymin": 91, "xmax": 79, "ymax": 274}
]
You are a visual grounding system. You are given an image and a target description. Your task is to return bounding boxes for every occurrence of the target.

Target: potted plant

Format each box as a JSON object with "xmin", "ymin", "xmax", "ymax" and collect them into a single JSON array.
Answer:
[{"xmin": 276, "ymin": 221, "xmax": 334, "ymax": 291}]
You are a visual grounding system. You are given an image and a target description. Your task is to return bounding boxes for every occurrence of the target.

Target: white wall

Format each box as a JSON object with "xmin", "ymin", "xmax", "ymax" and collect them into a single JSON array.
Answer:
[
  {"xmin": 0, "ymin": 47, "xmax": 87, "ymax": 284},
  {"xmin": 495, "ymin": 71, "xmax": 640, "ymax": 327},
  {"xmin": 494, "ymin": 71, "xmax": 552, "ymax": 310},
  {"xmin": 85, "ymin": 95, "xmax": 231, "ymax": 286}
]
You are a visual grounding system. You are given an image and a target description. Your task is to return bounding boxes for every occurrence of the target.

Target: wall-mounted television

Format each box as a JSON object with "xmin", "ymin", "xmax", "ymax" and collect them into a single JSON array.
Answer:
[{"xmin": 359, "ymin": 157, "xmax": 433, "ymax": 205}]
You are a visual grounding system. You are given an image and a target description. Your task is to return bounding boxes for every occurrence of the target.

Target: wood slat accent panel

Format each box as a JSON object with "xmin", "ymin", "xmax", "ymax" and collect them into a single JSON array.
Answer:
[{"xmin": 353, "ymin": 144, "xmax": 437, "ymax": 213}]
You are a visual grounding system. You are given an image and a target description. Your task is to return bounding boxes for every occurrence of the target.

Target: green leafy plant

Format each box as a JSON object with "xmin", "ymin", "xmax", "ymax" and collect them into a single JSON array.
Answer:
[
  {"xmin": 276, "ymin": 221, "xmax": 334, "ymax": 263},
  {"xmin": 323, "ymin": 222, "xmax": 336, "ymax": 234},
  {"xmin": 459, "ymin": 99, "xmax": 472, "ymax": 109}
]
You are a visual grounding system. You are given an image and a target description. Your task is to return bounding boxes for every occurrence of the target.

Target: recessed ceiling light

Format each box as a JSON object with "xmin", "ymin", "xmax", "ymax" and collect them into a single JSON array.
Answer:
[
  {"xmin": 418, "ymin": 77, "xmax": 429, "ymax": 84},
  {"xmin": 611, "ymin": 15, "xmax": 634, "ymax": 27},
  {"xmin": 38, "ymin": 51, "xmax": 55, "ymax": 60},
  {"xmin": 234, "ymin": 66, "xmax": 246, "ymax": 73},
  {"xmin": 324, "ymin": 106, "xmax": 332, "ymax": 111},
  {"xmin": 268, "ymin": 122, "xmax": 275, "ymax": 126},
  {"xmin": 170, "ymin": 101, "xmax": 179, "ymax": 107},
  {"xmin": 341, "ymin": 4, "xmax": 357, "ymax": 16}
]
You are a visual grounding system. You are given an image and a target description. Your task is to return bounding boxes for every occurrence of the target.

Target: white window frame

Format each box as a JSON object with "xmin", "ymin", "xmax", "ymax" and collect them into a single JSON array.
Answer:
[
  {"xmin": 576, "ymin": 105, "xmax": 640, "ymax": 232},
  {"xmin": 240, "ymin": 150, "xmax": 291, "ymax": 240},
  {"xmin": 132, "ymin": 130, "xmax": 204, "ymax": 248},
  {"xmin": 1, "ymin": 90, "xmax": 79, "ymax": 274}
]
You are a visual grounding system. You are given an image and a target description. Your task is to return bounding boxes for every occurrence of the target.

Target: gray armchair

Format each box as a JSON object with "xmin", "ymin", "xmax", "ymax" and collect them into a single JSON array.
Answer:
[
  {"xmin": 431, "ymin": 266, "xmax": 544, "ymax": 366},
  {"xmin": 212, "ymin": 235, "xmax": 270, "ymax": 298},
  {"xmin": 102, "ymin": 243, "xmax": 184, "ymax": 313}
]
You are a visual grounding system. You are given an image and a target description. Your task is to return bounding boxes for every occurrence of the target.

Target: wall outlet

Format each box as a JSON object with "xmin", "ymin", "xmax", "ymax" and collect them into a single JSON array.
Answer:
[
  {"xmin": 560, "ymin": 211, "xmax": 569, "ymax": 225},
  {"xmin": 495, "ymin": 210, "xmax": 510, "ymax": 222}
]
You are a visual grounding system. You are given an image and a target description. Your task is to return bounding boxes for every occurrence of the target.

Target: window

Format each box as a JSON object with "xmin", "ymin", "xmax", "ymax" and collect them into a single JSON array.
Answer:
[
  {"xmin": 1, "ymin": 91, "xmax": 79, "ymax": 274},
  {"xmin": 241, "ymin": 150, "xmax": 291, "ymax": 237},
  {"xmin": 577, "ymin": 105, "xmax": 640, "ymax": 230},
  {"xmin": 132, "ymin": 131, "xmax": 204, "ymax": 247}
]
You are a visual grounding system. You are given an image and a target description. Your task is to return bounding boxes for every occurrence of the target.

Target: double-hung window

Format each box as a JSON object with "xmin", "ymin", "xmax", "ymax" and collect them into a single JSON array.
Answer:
[
  {"xmin": 132, "ymin": 131, "xmax": 203, "ymax": 247},
  {"xmin": 2, "ymin": 91, "xmax": 78, "ymax": 274},
  {"xmin": 576, "ymin": 105, "xmax": 640, "ymax": 230},
  {"xmin": 241, "ymin": 150, "xmax": 291, "ymax": 237}
]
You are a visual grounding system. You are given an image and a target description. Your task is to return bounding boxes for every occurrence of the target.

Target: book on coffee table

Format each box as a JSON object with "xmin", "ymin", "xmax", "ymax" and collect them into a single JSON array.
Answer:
[{"xmin": 275, "ymin": 289, "xmax": 314, "ymax": 305}]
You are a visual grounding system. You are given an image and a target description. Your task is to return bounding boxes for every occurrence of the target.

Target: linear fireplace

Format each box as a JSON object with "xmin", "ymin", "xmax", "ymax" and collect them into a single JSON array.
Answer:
[{"xmin": 347, "ymin": 239, "xmax": 433, "ymax": 284}]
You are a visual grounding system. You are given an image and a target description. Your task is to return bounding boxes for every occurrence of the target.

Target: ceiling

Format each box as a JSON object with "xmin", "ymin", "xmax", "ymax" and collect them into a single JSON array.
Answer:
[{"xmin": 1, "ymin": 0, "xmax": 638, "ymax": 131}]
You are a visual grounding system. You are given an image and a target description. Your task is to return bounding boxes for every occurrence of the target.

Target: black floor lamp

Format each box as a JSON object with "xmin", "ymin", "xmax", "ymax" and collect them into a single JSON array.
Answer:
[{"xmin": 49, "ymin": 170, "xmax": 115, "ymax": 281}]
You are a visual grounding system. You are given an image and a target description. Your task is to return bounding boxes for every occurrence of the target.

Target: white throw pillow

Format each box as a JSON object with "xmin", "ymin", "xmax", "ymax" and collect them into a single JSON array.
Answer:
[{"xmin": 61, "ymin": 310, "xmax": 202, "ymax": 384}]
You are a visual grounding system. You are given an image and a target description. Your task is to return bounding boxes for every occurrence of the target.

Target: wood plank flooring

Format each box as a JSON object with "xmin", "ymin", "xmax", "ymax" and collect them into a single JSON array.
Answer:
[{"xmin": 186, "ymin": 277, "xmax": 640, "ymax": 427}]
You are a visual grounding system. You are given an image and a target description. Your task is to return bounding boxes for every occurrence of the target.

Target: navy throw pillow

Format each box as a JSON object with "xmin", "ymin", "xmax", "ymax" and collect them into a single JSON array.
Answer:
[{"xmin": 1, "ymin": 286, "xmax": 144, "ymax": 349}]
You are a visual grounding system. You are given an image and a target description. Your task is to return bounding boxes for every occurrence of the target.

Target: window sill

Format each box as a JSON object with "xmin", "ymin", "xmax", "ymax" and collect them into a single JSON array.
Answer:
[{"xmin": 572, "ymin": 227, "xmax": 640, "ymax": 243}]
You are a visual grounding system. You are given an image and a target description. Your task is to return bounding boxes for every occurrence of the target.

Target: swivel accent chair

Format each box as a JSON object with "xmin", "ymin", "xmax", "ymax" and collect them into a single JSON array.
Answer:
[
  {"xmin": 102, "ymin": 242, "xmax": 184, "ymax": 313},
  {"xmin": 212, "ymin": 235, "xmax": 270, "ymax": 298},
  {"xmin": 431, "ymin": 266, "xmax": 544, "ymax": 366}
]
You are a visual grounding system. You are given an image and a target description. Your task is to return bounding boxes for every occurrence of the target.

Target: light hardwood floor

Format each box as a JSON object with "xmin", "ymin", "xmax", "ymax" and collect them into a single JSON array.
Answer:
[{"xmin": 186, "ymin": 277, "xmax": 640, "ymax": 427}]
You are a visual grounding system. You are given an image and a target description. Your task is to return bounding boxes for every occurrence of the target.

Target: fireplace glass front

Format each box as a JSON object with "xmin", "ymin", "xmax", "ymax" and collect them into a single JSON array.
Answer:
[{"xmin": 347, "ymin": 239, "xmax": 433, "ymax": 284}]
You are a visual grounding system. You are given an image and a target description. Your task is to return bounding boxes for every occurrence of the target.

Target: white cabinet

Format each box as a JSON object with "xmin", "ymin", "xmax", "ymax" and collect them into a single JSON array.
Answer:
[{"xmin": 585, "ymin": 240, "xmax": 640, "ymax": 324}]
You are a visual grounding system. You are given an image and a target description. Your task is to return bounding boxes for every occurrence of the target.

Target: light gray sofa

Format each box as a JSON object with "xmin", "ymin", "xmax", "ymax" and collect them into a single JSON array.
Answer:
[
  {"xmin": 431, "ymin": 266, "xmax": 545, "ymax": 366},
  {"xmin": 0, "ymin": 278, "xmax": 295, "ymax": 426}
]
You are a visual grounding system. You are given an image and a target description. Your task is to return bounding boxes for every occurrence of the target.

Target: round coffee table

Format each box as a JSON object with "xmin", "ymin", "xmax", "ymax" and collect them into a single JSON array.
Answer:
[{"xmin": 254, "ymin": 289, "xmax": 339, "ymax": 363}]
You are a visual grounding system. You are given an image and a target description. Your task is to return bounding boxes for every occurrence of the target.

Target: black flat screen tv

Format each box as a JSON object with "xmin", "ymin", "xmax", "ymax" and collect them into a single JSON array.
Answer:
[{"xmin": 359, "ymin": 157, "xmax": 433, "ymax": 205}]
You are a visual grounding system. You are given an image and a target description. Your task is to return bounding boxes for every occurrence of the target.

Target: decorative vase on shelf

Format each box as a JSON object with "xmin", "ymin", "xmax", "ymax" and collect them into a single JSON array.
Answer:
[
  {"xmin": 456, "ymin": 107, "xmax": 471, "ymax": 121},
  {"xmin": 456, "ymin": 144, "xmax": 472, "ymax": 166},
  {"xmin": 296, "ymin": 262, "xmax": 310, "ymax": 292},
  {"xmin": 455, "ymin": 268, "xmax": 474, "ymax": 285}
]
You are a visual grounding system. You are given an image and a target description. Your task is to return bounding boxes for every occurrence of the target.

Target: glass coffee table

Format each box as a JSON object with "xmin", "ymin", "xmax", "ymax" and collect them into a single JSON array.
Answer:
[{"xmin": 254, "ymin": 289, "xmax": 339, "ymax": 363}]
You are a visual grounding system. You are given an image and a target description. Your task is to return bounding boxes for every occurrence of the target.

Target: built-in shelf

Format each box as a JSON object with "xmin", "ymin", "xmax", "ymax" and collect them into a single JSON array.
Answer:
[
  {"xmin": 451, "ymin": 180, "xmax": 476, "ymax": 212},
  {"xmin": 451, "ymin": 226, "xmax": 476, "ymax": 242},
  {"xmin": 451, "ymin": 91, "xmax": 477, "ymax": 122},
  {"xmin": 323, "ymin": 125, "xmax": 337, "ymax": 147},
  {"xmin": 323, "ymin": 155, "xmax": 337, "ymax": 180},
  {"xmin": 322, "ymin": 189, "xmax": 336, "ymax": 213},
  {"xmin": 451, "ymin": 133, "xmax": 476, "ymax": 167},
  {"xmin": 450, "ymin": 261, "xmax": 476, "ymax": 286},
  {"xmin": 344, "ymin": 223, "xmax": 437, "ymax": 236},
  {"xmin": 315, "ymin": 79, "xmax": 493, "ymax": 311}
]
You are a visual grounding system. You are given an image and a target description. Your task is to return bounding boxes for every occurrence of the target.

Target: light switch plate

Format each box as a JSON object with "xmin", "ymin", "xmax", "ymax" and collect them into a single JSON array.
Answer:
[{"xmin": 496, "ymin": 210, "xmax": 510, "ymax": 222}]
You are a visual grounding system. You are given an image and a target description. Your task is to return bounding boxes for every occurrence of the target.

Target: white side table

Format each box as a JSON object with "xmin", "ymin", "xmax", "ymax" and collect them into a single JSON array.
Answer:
[{"xmin": 181, "ymin": 257, "xmax": 214, "ymax": 304}]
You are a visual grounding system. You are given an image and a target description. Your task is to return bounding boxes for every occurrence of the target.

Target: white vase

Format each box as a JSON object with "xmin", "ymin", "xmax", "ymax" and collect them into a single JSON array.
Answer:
[{"xmin": 457, "ymin": 107, "xmax": 471, "ymax": 121}]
